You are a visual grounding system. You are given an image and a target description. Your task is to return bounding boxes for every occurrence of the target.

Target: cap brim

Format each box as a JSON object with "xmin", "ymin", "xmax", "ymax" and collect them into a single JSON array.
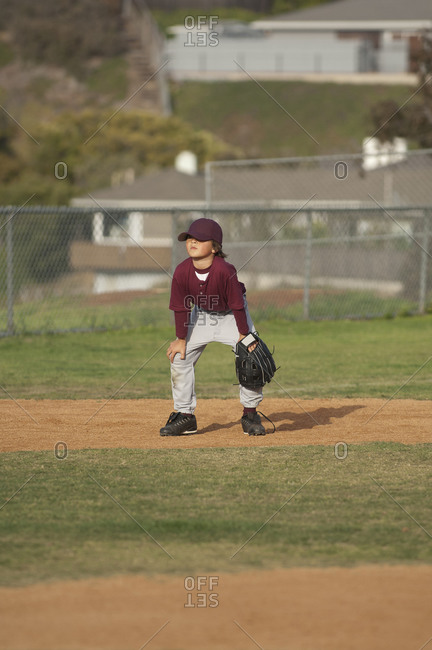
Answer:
[{"xmin": 178, "ymin": 231, "xmax": 210, "ymax": 242}]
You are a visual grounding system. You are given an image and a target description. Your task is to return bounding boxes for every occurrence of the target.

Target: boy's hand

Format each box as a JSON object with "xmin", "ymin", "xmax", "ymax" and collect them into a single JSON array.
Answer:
[
  {"xmin": 238, "ymin": 333, "xmax": 258, "ymax": 352},
  {"xmin": 167, "ymin": 338, "xmax": 186, "ymax": 362}
]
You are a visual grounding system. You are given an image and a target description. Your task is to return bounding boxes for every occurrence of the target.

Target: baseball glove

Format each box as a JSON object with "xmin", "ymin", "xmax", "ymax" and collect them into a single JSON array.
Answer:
[{"xmin": 235, "ymin": 332, "xmax": 278, "ymax": 390}]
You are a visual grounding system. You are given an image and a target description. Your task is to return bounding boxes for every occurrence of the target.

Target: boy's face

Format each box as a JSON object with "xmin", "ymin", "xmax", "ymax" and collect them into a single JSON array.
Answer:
[{"xmin": 186, "ymin": 237, "xmax": 215, "ymax": 261}]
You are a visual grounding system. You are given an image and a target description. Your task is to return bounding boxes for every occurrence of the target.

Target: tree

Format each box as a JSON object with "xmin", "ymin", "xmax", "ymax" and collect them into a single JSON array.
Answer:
[
  {"xmin": 408, "ymin": 30, "xmax": 432, "ymax": 148},
  {"xmin": 370, "ymin": 30, "xmax": 432, "ymax": 148},
  {"xmin": 0, "ymin": 109, "xmax": 242, "ymax": 205},
  {"xmin": 3, "ymin": 0, "xmax": 125, "ymax": 75},
  {"xmin": 0, "ymin": 114, "xmax": 21, "ymax": 183}
]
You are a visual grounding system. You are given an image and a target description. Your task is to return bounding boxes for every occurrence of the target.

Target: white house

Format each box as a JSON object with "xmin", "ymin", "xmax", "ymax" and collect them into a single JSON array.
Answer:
[
  {"xmin": 70, "ymin": 152, "xmax": 205, "ymax": 294},
  {"xmin": 165, "ymin": 0, "xmax": 431, "ymax": 78},
  {"xmin": 252, "ymin": 0, "xmax": 432, "ymax": 74}
]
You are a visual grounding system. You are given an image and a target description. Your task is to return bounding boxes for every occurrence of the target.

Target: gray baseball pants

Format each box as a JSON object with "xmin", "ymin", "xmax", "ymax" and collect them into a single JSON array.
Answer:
[{"xmin": 171, "ymin": 300, "xmax": 263, "ymax": 414}]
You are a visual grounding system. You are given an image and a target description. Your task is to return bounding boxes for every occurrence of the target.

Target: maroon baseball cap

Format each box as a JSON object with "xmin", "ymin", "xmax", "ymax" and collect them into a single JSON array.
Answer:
[{"xmin": 178, "ymin": 218, "xmax": 223, "ymax": 245}]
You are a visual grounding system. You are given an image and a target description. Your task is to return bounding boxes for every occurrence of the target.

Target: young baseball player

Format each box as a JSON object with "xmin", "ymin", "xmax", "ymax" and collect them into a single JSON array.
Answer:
[{"xmin": 160, "ymin": 217, "xmax": 266, "ymax": 436}]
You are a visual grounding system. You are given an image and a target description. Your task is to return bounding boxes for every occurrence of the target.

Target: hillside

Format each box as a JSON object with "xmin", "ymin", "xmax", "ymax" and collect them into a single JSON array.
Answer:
[
  {"xmin": 0, "ymin": 0, "xmax": 418, "ymax": 204},
  {"xmin": 171, "ymin": 80, "xmax": 415, "ymax": 158}
]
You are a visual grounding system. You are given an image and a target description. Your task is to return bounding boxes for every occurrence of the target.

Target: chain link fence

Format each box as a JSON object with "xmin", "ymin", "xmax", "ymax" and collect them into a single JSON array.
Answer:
[
  {"xmin": 205, "ymin": 149, "xmax": 432, "ymax": 208},
  {"xmin": 0, "ymin": 199, "xmax": 431, "ymax": 335},
  {"xmin": 205, "ymin": 149, "xmax": 432, "ymax": 206}
]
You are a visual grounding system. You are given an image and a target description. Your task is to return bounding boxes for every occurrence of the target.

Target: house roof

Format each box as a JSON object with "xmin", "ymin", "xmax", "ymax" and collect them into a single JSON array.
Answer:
[
  {"xmin": 208, "ymin": 153, "xmax": 432, "ymax": 206},
  {"xmin": 72, "ymin": 153, "xmax": 432, "ymax": 210},
  {"xmin": 269, "ymin": 0, "xmax": 432, "ymax": 22},
  {"xmin": 72, "ymin": 168, "xmax": 205, "ymax": 208}
]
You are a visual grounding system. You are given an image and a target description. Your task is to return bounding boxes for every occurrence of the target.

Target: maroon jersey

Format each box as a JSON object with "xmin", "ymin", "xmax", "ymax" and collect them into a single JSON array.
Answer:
[{"xmin": 169, "ymin": 256, "xmax": 249, "ymax": 338}]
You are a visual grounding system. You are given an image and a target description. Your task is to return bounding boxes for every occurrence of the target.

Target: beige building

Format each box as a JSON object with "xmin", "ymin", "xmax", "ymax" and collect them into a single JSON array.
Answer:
[{"xmin": 71, "ymin": 156, "xmax": 205, "ymax": 294}]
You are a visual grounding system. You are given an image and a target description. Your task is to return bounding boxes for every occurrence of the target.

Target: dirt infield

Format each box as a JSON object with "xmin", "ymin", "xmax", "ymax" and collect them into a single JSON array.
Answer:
[
  {"xmin": 2, "ymin": 397, "xmax": 432, "ymax": 452},
  {"xmin": 1, "ymin": 566, "xmax": 432, "ymax": 650},
  {"xmin": 1, "ymin": 397, "xmax": 432, "ymax": 650}
]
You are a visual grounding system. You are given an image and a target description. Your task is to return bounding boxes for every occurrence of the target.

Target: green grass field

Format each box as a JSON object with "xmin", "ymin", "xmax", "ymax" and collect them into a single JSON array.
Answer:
[
  {"xmin": 1, "ymin": 444, "xmax": 432, "ymax": 587},
  {"xmin": 0, "ymin": 286, "xmax": 420, "ymax": 336},
  {"xmin": 1, "ymin": 316, "xmax": 431, "ymax": 587},
  {"xmin": 1, "ymin": 315, "xmax": 431, "ymax": 399},
  {"xmin": 171, "ymin": 81, "xmax": 414, "ymax": 158}
]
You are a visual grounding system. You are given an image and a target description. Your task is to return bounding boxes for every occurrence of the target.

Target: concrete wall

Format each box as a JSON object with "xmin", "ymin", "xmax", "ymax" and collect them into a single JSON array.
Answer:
[
  {"xmin": 227, "ymin": 241, "xmax": 411, "ymax": 294},
  {"xmin": 166, "ymin": 31, "xmax": 371, "ymax": 75}
]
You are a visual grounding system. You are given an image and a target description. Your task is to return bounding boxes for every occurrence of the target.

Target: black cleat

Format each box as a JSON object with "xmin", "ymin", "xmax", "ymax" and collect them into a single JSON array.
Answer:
[
  {"xmin": 160, "ymin": 412, "xmax": 198, "ymax": 436},
  {"xmin": 241, "ymin": 412, "xmax": 266, "ymax": 436}
]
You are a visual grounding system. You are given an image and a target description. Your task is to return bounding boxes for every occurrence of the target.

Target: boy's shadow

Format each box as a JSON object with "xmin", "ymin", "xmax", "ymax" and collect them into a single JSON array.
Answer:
[
  {"xmin": 198, "ymin": 404, "xmax": 364, "ymax": 435},
  {"xmin": 197, "ymin": 419, "xmax": 247, "ymax": 435},
  {"xmin": 269, "ymin": 404, "xmax": 365, "ymax": 432}
]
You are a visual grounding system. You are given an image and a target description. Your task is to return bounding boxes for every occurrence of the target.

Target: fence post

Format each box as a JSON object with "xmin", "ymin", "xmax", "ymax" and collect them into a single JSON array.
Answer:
[
  {"xmin": 303, "ymin": 212, "xmax": 312, "ymax": 320},
  {"xmin": 204, "ymin": 161, "xmax": 213, "ymax": 204},
  {"xmin": 418, "ymin": 209, "xmax": 430, "ymax": 314},
  {"xmin": 6, "ymin": 214, "xmax": 14, "ymax": 335},
  {"xmin": 171, "ymin": 209, "xmax": 179, "ymax": 279},
  {"xmin": 169, "ymin": 210, "xmax": 179, "ymax": 326}
]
